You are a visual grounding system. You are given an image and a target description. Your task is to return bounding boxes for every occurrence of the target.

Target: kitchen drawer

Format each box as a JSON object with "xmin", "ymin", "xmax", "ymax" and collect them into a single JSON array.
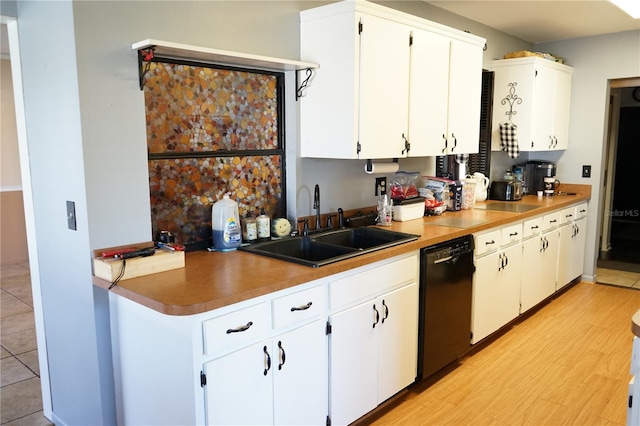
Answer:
[
  {"xmin": 575, "ymin": 202, "xmax": 588, "ymax": 220},
  {"xmin": 329, "ymin": 253, "xmax": 418, "ymax": 311},
  {"xmin": 542, "ymin": 211, "xmax": 561, "ymax": 231},
  {"xmin": 203, "ymin": 302, "xmax": 270, "ymax": 355},
  {"xmin": 474, "ymin": 229, "xmax": 501, "ymax": 257},
  {"xmin": 500, "ymin": 223, "xmax": 522, "ymax": 247},
  {"xmin": 272, "ymin": 285, "xmax": 326, "ymax": 329},
  {"xmin": 522, "ymin": 217, "xmax": 543, "ymax": 239},
  {"xmin": 560, "ymin": 206, "xmax": 576, "ymax": 224}
]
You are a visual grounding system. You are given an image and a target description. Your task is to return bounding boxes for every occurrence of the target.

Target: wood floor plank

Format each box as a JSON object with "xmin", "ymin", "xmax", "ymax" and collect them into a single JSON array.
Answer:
[{"xmin": 370, "ymin": 283, "xmax": 640, "ymax": 426}]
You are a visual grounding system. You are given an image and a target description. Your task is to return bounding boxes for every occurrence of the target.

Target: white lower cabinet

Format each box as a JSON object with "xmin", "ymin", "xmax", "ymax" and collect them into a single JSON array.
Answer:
[
  {"xmin": 472, "ymin": 223, "xmax": 523, "ymax": 343},
  {"xmin": 520, "ymin": 214, "xmax": 559, "ymax": 313},
  {"xmin": 328, "ymin": 253, "xmax": 419, "ymax": 425},
  {"xmin": 557, "ymin": 203, "xmax": 588, "ymax": 289},
  {"xmin": 203, "ymin": 319, "xmax": 327, "ymax": 425}
]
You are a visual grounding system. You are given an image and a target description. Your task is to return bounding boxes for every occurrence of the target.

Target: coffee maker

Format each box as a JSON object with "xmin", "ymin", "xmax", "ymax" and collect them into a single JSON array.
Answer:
[{"xmin": 515, "ymin": 161, "xmax": 557, "ymax": 195}]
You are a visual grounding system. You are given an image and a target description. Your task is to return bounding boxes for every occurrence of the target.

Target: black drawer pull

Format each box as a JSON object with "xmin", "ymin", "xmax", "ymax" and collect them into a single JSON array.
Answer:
[
  {"xmin": 226, "ymin": 321, "xmax": 253, "ymax": 334},
  {"xmin": 580, "ymin": 209, "xmax": 586, "ymax": 213},
  {"xmin": 382, "ymin": 300, "xmax": 389, "ymax": 323},
  {"xmin": 486, "ymin": 240, "xmax": 495, "ymax": 245},
  {"xmin": 509, "ymin": 232, "xmax": 518, "ymax": 236},
  {"xmin": 531, "ymin": 225, "xmax": 539, "ymax": 229},
  {"xmin": 550, "ymin": 219, "xmax": 557, "ymax": 223},
  {"xmin": 373, "ymin": 304, "xmax": 380, "ymax": 328},
  {"xmin": 278, "ymin": 341, "xmax": 286, "ymax": 370},
  {"xmin": 263, "ymin": 345, "xmax": 271, "ymax": 376},
  {"xmin": 566, "ymin": 214, "xmax": 573, "ymax": 218},
  {"xmin": 291, "ymin": 301, "xmax": 313, "ymax": 312}
]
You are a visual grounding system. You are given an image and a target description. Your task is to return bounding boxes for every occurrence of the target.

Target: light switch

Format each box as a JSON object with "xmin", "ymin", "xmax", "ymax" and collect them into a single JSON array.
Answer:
[{"xmin": 66, "ymin": 201, "xmax": 77, "ymax": 231}]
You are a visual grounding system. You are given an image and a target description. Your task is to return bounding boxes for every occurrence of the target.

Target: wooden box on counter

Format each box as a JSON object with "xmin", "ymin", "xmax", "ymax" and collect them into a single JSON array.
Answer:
[{"xmin": 92, "ymin": 242, "xmax": 185, "ymax": 282}]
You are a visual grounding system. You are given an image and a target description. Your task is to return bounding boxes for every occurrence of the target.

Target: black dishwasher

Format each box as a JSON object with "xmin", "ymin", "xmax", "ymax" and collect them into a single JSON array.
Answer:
[{"xmin": 417, "ymin": 235, "xmax": 475, "ymax": 381}]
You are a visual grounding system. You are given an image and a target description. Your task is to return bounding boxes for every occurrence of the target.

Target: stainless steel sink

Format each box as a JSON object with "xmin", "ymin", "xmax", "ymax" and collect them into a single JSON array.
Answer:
[{"xmin": 240, "ymin": 227, "xmax": 418, "ymax": 267}]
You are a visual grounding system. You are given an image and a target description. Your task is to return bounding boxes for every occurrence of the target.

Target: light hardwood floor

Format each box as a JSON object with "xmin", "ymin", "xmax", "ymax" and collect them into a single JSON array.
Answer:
[{"xmin": 371, "ymin": 281, "xmax": 640, "ymax": 426}]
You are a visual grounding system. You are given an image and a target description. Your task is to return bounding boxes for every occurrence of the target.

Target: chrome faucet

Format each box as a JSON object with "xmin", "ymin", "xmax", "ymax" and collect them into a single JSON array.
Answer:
[{"xmin": 313, "ymin": 184, "xmax": 321, "ymax": 230}]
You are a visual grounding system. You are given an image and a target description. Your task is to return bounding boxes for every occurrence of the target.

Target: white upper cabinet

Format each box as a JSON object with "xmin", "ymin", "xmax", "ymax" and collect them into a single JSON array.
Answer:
[
  {"xmin": 491, "ymin": 57, "xmax": 573, "ymax": 152},
  {"xmin": 300, "ymin": 0, "xmax": 485, "ymax": 160},
  {"xmin": 409, "ymin": 31, "xmax": 483, "ymax": 156}
]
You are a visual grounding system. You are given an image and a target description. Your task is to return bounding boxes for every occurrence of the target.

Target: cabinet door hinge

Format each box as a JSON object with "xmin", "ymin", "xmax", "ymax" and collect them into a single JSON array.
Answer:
[
  {"xmin": 326, "ymin": 415, "xmax": 331, "ymax": 426},
  {"xmin": 200, "ymin": 371, "xmax": 207, "ymax": 387},
  {"xmin": 358, "ymin": 20, "xmax": 363, "ymax": 35},
  {"xmin": 326, "ymin": 320, "xmax": 332, "ymax": 335},
  {"xmin": 356, "ymin": 141, "xmax": 361, "ymax": 155}
]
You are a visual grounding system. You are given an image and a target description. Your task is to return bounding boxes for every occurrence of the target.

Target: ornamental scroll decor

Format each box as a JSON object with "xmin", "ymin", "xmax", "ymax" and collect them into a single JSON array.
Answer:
[{"xmin": 501, "ymin": 82, "xmax": 523, "ymax": 123}]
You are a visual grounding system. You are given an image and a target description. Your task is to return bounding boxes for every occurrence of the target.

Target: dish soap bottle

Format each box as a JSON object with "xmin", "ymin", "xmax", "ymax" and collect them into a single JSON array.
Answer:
[{"xmin": 212, "ymin": 193, "xmax": 241, "ymax": 251}]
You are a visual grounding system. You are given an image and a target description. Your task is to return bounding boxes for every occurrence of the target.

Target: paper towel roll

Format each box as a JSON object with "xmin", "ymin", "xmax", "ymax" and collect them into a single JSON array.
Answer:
[{"xmin": 364, "ymin": 162, "xmax": 400, "ymax": 174}]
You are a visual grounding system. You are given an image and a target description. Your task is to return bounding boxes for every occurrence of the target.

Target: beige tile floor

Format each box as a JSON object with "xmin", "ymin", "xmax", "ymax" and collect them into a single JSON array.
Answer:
[
  {"xmin": 1, "ymin": 262, "xmax": 52, "ymax": 426},
  {"xmin": 596, "ymin": 266, "xmax": 640, "ymax": 289},
  {"xmin": 0, "ymin": 261, "xmax": 637, "ymax": 425}
]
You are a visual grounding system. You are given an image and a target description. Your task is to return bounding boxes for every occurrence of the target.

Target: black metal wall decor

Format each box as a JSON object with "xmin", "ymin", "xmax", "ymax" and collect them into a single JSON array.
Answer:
[{"xmin": 501, "ymin": 82, "xmax": 522, "ymax": 122}]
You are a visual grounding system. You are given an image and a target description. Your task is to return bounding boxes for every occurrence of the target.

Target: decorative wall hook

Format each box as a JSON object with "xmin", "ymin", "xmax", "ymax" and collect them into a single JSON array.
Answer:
[{"xmin": 501, "ymin": 82, "xmax": 522, "ymax": 122}]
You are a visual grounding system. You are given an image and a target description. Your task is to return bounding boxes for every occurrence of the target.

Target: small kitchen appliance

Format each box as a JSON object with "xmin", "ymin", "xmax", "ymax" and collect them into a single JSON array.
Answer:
[
  {"xmin": 517, "ymin": 161, "xmax": 557, "ymax": 195},
  {"xmin": 489, "ymin": 180, "xmax": 523, "ymax": 201}
]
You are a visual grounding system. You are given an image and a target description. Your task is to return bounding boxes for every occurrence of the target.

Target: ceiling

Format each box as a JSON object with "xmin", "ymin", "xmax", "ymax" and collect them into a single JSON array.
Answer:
[
  {"xmin": 1, "ymin": 1, "xmax": 639, "ymax": 56},
  {"xmin": 426, "ymin": 0, "xmax": 640, "ymax": 43}
]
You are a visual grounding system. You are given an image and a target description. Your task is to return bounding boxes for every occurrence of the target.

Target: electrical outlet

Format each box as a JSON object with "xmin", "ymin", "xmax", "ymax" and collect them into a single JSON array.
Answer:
[
  {"xmin": 582, "ymin": 165, "xmax": 591, "ymax": 178},
  {"xmin": 375, "ymin": 177, "xmax": 387, "ymax": 196}
]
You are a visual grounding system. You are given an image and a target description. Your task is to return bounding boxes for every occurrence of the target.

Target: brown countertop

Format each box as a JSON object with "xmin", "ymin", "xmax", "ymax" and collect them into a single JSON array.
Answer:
[{"xmin": 93, "ymin": 184, "xmax": 590, "ymax": 316}]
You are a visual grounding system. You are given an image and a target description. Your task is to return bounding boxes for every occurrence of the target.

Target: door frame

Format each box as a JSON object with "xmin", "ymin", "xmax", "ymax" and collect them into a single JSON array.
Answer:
[
  {"xmin": 599, "ymin": 77, "xmax": 640, "ymax": 260},
  {"xmin": 0, "ymin": 15, "xmax": 52, "ymax": 419}
]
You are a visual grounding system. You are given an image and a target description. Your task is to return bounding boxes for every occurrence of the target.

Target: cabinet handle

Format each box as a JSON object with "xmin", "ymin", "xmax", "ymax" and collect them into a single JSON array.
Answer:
[
  {"xmin": 486, "ymin": 240, "xmax": 495, "ymax": 245},
  {"xmin": 401, "ymin": 133, "xmax": 410, "ymax": 155},
  {"xmin": 382, "ymin": 300, "xmax": 389, "ymax": 323},
  {"xmin": 549, "ymin": 135, "xmax": 554, "ymax": 149},
  {"xmin": 550, "ymin": 219, "xmax": 557, "ymax": 223},
  {"xmin": 277, "ymin": 341, "xmax": 286, "ymax": 370},
  {"xmin": 442, "ymin": 134, "xmax": 448, "ymax": 153},
  {"xmin": 510, "ymin": 232, "xmax": 518, "ymax": 236},
  {"xmin": 580, "ymin": 209, "xmax": 586, "ymax": 213},
  {"xmin": 531, "ymin": 225, "xmax": 539, "ymax": 230},
  {"xmin": 451, "ymin": 133, "xmax": 457, "ymax": 151},
  {"xmin": 263, "ymin": 345, "xmax": 271, "ymax": 376},
  {"xmin": 540, "ymin": 237, "xmax": 545, "ymax": 253},
  {"xmin": 554, "ymin": 136, "xmax": 558, "ymax": 147},
  {"xmin": 544, "ymin": 237, "xmax": 549, "ymax": 250},
  {"xmin": 498, "ymin": 253, "xmax": 504, "ymax": 271},
  {"xmin": 226, "ymin": 321, "xmax": 253, "ymax": 334},
  {"xmin": 566, "ymin": 214, "xmax": 573, "ymax": 218},
  {"xmin": 290, "ymin": 301, "xmax": 313, "ymax": 312},
  {"xmin": 372, "ymin": 304, "xmax": 380, "ymax": 328}
]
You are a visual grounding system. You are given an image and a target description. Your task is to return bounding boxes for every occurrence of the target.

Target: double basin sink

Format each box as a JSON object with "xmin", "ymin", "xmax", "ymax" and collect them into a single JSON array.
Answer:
[{"xmin": 240, "ymin": 227, "xmax": 418, "ymax": 267}]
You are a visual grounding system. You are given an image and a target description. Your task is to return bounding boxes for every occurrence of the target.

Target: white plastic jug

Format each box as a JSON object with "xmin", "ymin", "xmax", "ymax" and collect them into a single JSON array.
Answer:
[
  {"xmin": 472, "ymin": 172, "xmax": 490, "ymax": 202},
  {"xmin": 212, "ymin": 194, "xmax": 242, "ymax": 251}
]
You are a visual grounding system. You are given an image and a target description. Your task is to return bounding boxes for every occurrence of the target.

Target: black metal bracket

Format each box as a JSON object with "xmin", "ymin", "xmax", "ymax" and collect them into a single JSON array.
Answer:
[
  {"xmin": 138, "ymin": 47, "xmax": 156, "ymax": 91},
  {"xmin": 501, "ymin": 82, "xmax": 523, "ymax": 122},
  {"xmin": 296, "ymin": 68, "xmax": 313, "ymax": 100}
]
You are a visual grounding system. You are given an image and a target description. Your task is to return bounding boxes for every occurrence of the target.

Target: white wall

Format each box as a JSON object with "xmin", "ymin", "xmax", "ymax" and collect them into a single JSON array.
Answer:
[
  {"xmin": 1, "ymin": 58, "xmax": 21, "ymax": 189},
  {"xmin": 535, "ymin": 30, "xmax": 640, "ymax": 281}
]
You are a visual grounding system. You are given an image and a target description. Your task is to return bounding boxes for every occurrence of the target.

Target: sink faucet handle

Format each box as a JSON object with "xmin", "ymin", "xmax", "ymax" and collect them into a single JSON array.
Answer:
[
  {"xmin": 338, "ymin": 208, "xmax": 345, "ymax": 228},
  {"xmin": 327, "ymin": 214, "xmax": 333, "ymax": 229},
  {"xmin": 302, "ymin": 219, "xmax": 309, "ymax": 236}
]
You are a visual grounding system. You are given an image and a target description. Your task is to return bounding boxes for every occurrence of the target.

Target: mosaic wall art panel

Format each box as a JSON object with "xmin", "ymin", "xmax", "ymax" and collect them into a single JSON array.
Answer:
[
  {"xmin": 145, "ymin": 62, "xmax": 279, "ymax": 153},
  {"xmin": 144, "ymin": 61, "xmax": 285, "ymax": 248},
  {"xmin": 148, "ymin": 156, "xmax": 283, "ymax": 245}
]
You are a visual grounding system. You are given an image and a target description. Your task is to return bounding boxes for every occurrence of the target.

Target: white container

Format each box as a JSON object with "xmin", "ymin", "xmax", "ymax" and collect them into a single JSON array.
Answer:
[
  {"xmin": 392, "ymin": 200, "xmax": 425, "ymax": 222},
  {"xmin": 212, "ymin": 194, "xmax": 242, "ymax": 251}
]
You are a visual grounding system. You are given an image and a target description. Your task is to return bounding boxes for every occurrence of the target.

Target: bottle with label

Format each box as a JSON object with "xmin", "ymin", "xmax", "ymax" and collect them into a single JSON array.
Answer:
[
  {"xmin": 256, "ymin": 209, "xmax": 271, "ymax": 241},
  {"xmin": 212, "ymin": 194, "xmax": 242, "ymax": 251},
  {"xmin": 242, "ymin": 212, "xmax": 257, "ymax": 244}
]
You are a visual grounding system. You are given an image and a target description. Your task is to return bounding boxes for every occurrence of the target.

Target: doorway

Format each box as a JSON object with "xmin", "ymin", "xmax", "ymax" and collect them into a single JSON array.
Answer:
[{"xmin": 599, "ymin": 81, "xmax": 640, "ymax": 272}]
